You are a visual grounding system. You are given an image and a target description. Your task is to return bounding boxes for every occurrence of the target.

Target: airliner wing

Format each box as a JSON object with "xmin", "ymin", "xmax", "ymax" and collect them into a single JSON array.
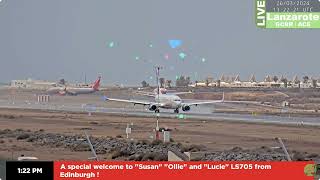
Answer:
[
  {"xmin": 222, "ymin": 100, "xmax": 281, "ymax": 108},
  {"xmin": 181, "ymin": 92, "xmax": 262, "ymax": 106},
  {"xmin": 102, "ymin": 96, "xmax": 151, "ymax": 106},
  {"xmin": 182, "ymin": 100, "xmax": 223, "ymax": 106},
  {"xmin": 183, "ymin": 100, "xmax": 266, "ymax": 107}
]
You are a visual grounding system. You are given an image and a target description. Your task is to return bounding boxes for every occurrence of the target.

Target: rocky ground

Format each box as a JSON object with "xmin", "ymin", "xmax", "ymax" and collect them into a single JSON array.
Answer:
[{"xmin": 1, "ymin": 129, "xmax": 318, "ymax": 161}]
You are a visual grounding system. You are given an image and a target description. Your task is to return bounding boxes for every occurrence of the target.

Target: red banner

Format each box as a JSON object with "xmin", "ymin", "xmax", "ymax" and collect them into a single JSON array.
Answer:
[{"xmin": 53, "ymin": 161, "xmax": 315, "ymax": 180}]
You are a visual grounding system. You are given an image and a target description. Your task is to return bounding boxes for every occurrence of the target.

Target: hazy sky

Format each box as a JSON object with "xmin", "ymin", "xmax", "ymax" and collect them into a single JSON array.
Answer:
[{"xmin": 0, "ymin": 0, "xmax": 319, "ymax": 85}]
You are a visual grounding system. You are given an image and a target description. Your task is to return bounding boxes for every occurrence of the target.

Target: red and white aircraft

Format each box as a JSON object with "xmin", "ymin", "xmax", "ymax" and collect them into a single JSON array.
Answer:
[{"xmin": 47, "ymin": 76, "xmax": 101, "ymax": 96}]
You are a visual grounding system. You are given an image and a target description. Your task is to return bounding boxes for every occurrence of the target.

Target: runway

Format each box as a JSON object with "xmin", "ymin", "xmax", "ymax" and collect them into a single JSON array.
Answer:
[{"xmin": 0, "ymin": 99, "xmax": 319, "ymax": 126}]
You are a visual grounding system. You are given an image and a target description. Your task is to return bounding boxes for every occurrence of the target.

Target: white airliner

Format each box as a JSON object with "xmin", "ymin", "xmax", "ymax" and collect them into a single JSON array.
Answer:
[
  {"xmin": 47, "ymin": 76, "xmax": 101, "ymax": 96},
  {"xmin": 103, "ymin": 90, "xmax": 226, "ymax": 113}
]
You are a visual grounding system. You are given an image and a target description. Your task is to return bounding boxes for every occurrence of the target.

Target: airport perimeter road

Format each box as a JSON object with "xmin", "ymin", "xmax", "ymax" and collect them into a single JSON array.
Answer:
[{"xmin": 0, "ymin": 99, "xmax": 319, "ymax": 126}]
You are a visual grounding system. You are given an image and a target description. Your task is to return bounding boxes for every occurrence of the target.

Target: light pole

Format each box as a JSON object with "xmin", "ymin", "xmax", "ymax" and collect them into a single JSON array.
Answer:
[{"xmin": 154, "ymin": 66, "xmax": 162, "ymax": 140}]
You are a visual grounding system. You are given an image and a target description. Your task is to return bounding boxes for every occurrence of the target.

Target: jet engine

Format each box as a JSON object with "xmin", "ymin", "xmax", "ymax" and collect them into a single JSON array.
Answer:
[
  {"xmin": 58, "ymin": 90, "xmax": 66, "ymax": 95},
  {"xmin": 182, "ymin": 105, "xmax": 191, "ymax": 111},
  {"xmin": 58, "ymin": 87, "xmax": 67, "ymax": 95},
  {"xmin": 148, "ymin": 104, "xmax": 158, "ymax": 111}
]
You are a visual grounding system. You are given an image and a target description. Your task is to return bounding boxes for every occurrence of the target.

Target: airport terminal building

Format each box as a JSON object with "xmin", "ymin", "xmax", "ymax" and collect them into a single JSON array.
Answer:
[{"xmin": 10, "ymin": 79, "xmax": 57, "ymax": 90}]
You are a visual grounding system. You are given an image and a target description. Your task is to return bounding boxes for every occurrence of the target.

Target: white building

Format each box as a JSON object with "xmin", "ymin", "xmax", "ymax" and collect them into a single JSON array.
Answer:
[
  {"xmin": 300, "ymin": 82, "xmax": 313, "ymax": 89},
  {"xmin": 11, "ymin": 78, "xmax": 57, "ymax": 90}
]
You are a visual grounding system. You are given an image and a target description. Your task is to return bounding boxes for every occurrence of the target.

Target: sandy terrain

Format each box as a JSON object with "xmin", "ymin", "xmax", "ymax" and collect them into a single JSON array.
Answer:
[
  {"xmin": 0, "ymin": 108, "xmax": 319, "ymax": 160},
  {"xmin": 0, "ymin": 88, "xmax": 319, "ymax": 161}
]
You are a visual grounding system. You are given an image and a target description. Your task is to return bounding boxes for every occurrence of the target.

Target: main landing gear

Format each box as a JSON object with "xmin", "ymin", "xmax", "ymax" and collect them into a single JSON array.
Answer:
[
  {"xmin": 174, "ymin": 109, "xmax": 179, "ymax": 113},
  {"xmin": 155, "ymin": 109, "xmax": 160, "ymax": 113}
]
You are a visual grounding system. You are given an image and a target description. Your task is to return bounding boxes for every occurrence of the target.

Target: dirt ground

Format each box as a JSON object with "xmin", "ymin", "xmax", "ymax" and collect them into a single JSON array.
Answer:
[{"xmin": 0, "ymin": 108, "xmax": 319, "ymax": 160}]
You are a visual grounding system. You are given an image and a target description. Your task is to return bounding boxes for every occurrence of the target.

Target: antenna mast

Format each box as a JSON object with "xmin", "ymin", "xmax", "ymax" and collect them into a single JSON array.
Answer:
[{"xmin": 154, "ymin": 66, "xmax": 163, "ymax": 98}]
